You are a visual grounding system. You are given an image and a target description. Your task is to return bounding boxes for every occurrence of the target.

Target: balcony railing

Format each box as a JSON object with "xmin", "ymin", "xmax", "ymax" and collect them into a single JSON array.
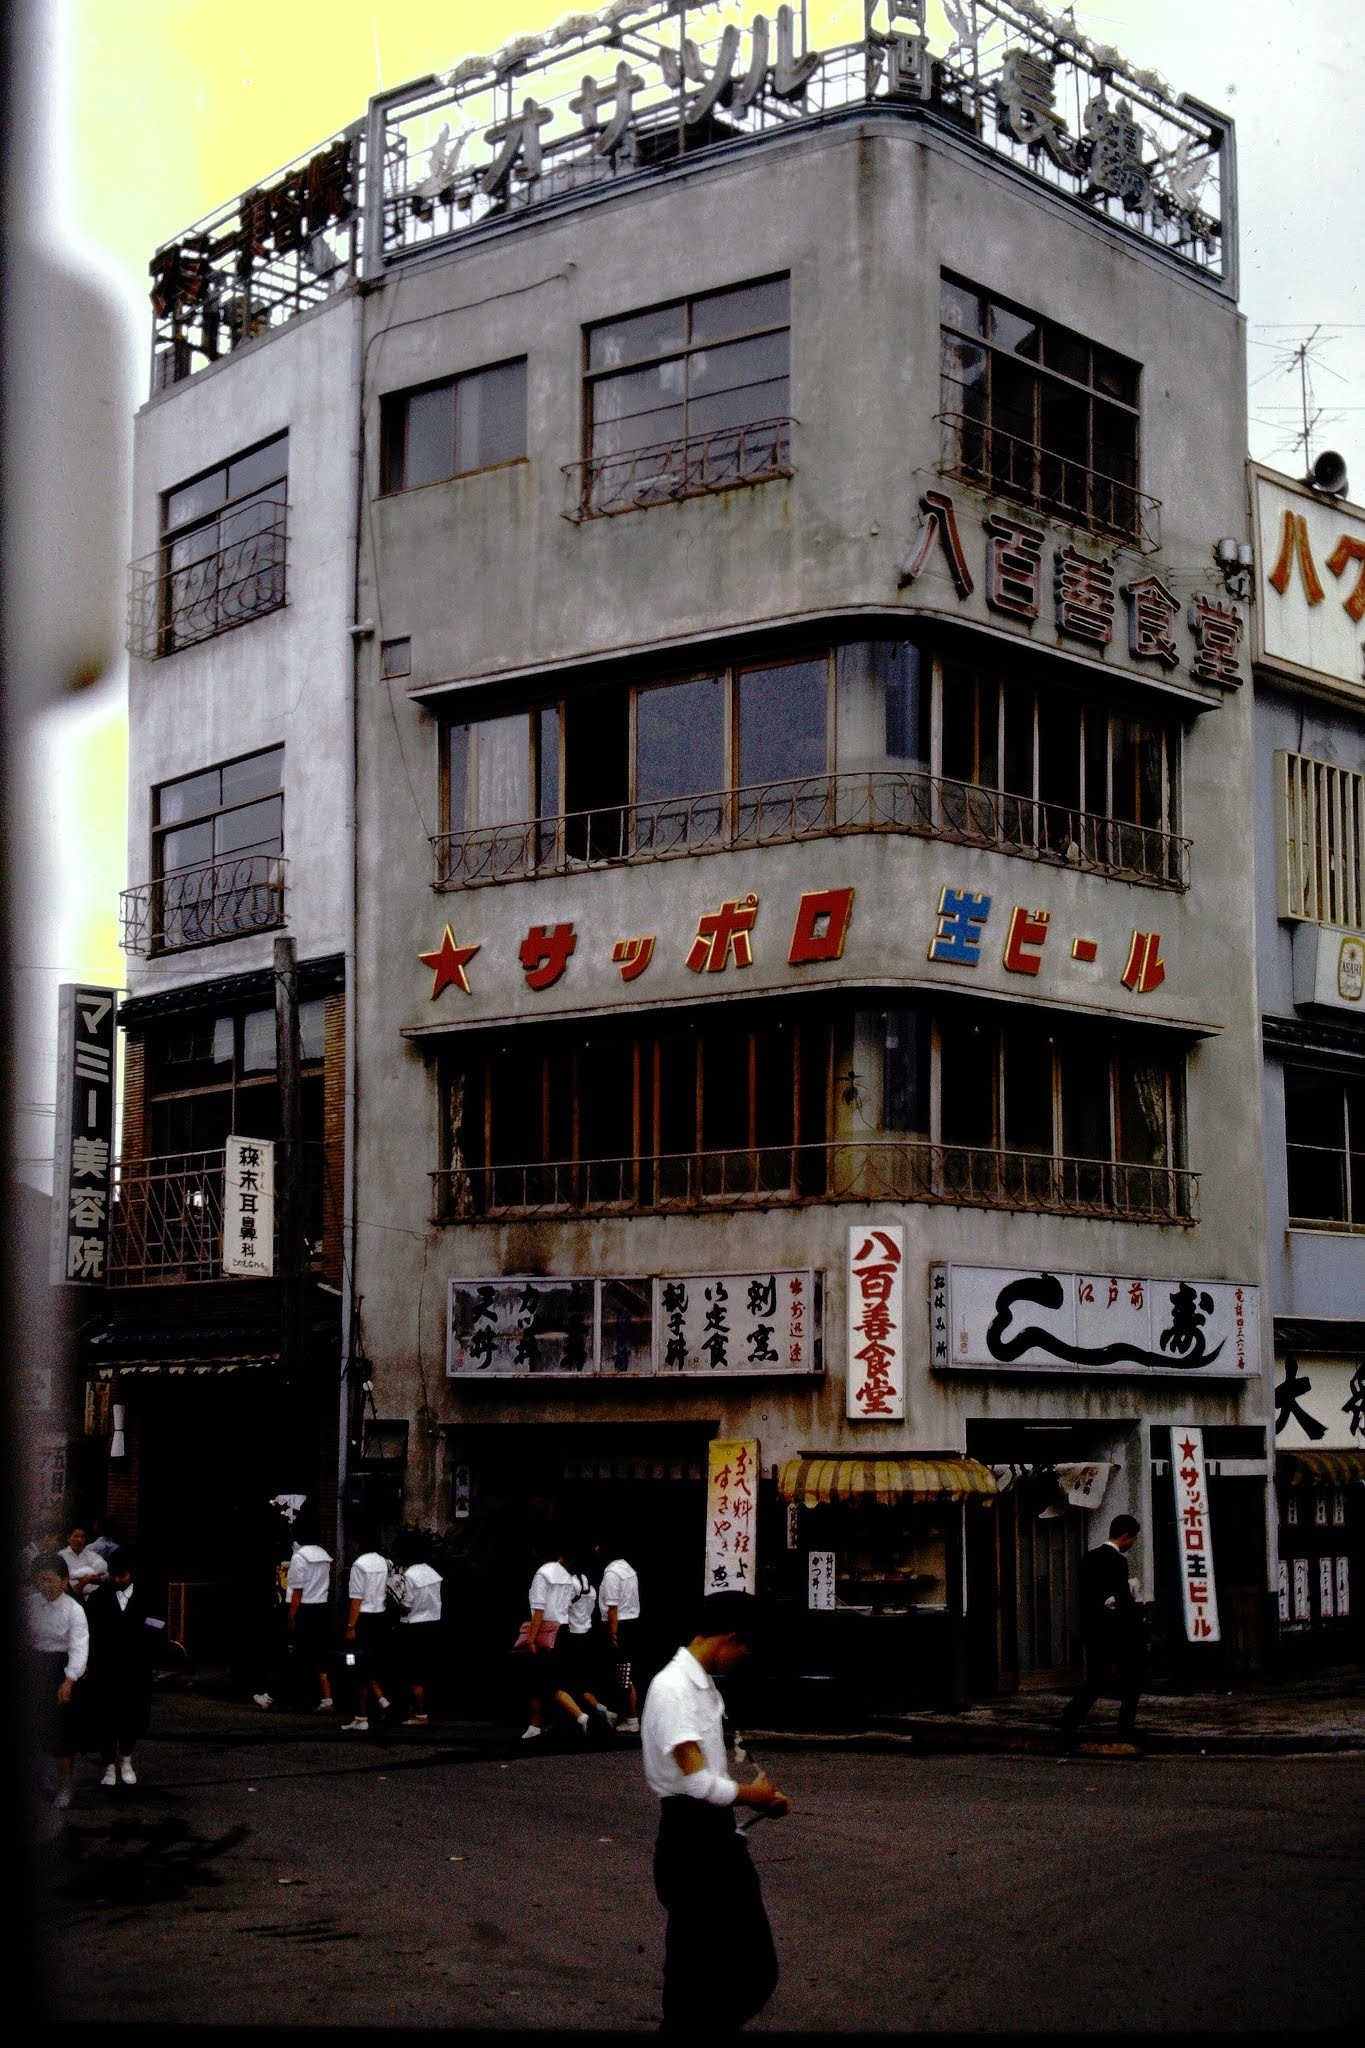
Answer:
[
  {"xmin": 121, "ymin": 854, "xmax": 287, "ymax": 957},
  {"xmin": 432, "ymin": 1141, "xmax": 1197, "ymax": 1226},
  {"xmin": 108, "ymin": 1143, "xmax": 339, "ymax": 1287},
  {"xmin": 563, "ymin": 415, "xmax": 794, "ymax": 522},
  {"xmin": 936, "ymin": 411, "xmax": 1161, "ymax": 554},
  {"xmin": 127, "ymin": 488, "xmax": 288, "ymax": 658},
  {"xmin": 432, "ymin": 769, "xmax": 1189, "ymax": 892}
]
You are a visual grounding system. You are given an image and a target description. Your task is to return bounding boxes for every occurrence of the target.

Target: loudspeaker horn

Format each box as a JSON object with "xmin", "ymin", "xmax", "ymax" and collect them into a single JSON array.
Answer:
[{"xmin": 1308, "ymin": 449, "xmax": 1349, "ymax": 496}]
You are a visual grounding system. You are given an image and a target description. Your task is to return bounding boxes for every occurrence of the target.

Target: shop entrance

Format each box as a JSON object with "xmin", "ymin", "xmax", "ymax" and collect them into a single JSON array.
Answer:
[{"xmin": 970, "ymin": 1477, "xmax": 1084, "ymax": 1693}]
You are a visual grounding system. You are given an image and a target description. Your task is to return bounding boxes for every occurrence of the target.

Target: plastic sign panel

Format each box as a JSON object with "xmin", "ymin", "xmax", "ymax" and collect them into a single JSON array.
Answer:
[
  {"xmin": 223, "ymin": 1135, "xmax": 275, "ymax": 1277},
  {"xmin": 930, "ymin": 1265, "xmax": 1259, "ymax": 1377},
  {"xmin": 1274, "ymin": 1356, "xmax": 1365, "ymax": 1449},
  {"xmin": 1171, "ymin": 1426, "xmax": 1220, "ymax": 1644},
  {"xmin": 1252, "ymin": 468, "xmax": 1365, "ymax": 697},
  {"xmin": 1292, "ymin": 923, "xmax": 1365, "ymax": 1013},
  {"xmin": 50, "ymin": 983, "xmax": 118, "ymax": 1284},
  {"xmin": 705, "ymin": 1439, "xmax": 758, "ymax": 1595},
  {"xmin": 847, "ymin": 1225, "xmax": 906, "ymax": 1419}
]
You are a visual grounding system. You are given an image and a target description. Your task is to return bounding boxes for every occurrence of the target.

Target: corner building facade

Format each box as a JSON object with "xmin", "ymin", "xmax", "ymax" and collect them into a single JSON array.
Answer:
[{"xmin": 352, "ymin": 3, "xmax": 1272, "ymax": 1705}]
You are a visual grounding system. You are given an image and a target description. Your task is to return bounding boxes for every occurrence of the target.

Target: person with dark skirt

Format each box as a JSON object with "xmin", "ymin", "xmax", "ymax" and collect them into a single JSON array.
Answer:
[
  {"xmin": 518, "ymin": 1548, "xmax": 589, "ymax": 1742},
  {"xmin": 25, "ymin": 1553, "xmax": 89, "ymax": 1810},
  {"xmin": 640, "ymin": 1592, "xmax": 790, "ymax": 2033},
  {"xmin": 84, "ymin": 1549, "xmax": 161, "ymax": 1788},
  {"xmin": 1059, "ymin": 1512, "xmax": 1145, "ymax": 1745}
]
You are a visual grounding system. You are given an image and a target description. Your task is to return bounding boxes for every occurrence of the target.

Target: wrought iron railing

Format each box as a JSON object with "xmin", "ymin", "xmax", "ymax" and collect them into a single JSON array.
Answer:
[
  {"xmin": 936, "ymin": 411, "xmax": 1161, "ymax": 554},
  {"xmin": 432, "ymin": 768, "xmax": 1188, "ymax": 891},
  {"xmin": 121, "ymin": 855, "xmax": 287, "ymax": 956},
  {"xmin": 432, "ymin": 1141, "xmax": 1196, "ymax": 1225},
  {"xmin": 128, "ymin": 489, "xmax": 288, "ymax": 658},
  {"xmin": 563, "ymin": 415, "xmax": 794, "ymax": 521},
  {"xmin": 107, "ymin": 1142, "xmax": 339, "ymax": 1286}
]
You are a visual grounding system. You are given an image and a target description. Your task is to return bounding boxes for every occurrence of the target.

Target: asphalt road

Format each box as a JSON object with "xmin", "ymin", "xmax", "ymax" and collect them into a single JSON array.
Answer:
[{"xmin": 34, "ymin": 1727, "xmax": 1365, "ymax": 2034}]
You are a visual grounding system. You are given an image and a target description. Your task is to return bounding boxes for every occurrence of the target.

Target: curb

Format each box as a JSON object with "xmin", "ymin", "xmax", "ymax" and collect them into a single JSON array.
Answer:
[{"xmin": 740, "ymin": 1721, "xmax": 1365, "ymax": 1757}]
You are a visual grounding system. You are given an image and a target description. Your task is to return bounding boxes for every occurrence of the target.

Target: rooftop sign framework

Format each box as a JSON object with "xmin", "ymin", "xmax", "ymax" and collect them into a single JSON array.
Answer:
[{"xmin": 149, "ymin": 0, "xmax": 1233, "ymax": 389}]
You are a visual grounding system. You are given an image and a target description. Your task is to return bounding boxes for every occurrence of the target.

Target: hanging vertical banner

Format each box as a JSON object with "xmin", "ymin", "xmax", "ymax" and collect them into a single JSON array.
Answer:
[
  {"xmin": 223, "ymin": 1134, "xmax": 275, "ymax": 1277},
  {"xmin": 704, "ymin": 1439, "xmax": 758, "ymax": 1595},
  {"xmin": 807, "ymin": 1551, "xmax": 836, "ymax": 1611},
  {"xmin": 1171, "ymin": 1425, "xmax": 1220, "ymax": 1643},
  {"xmin": 847, "ymin": 1225, "xmax": 906, "ymax": 1418},
  {"xmin": 50, "ymin": 984, "xmax": 119, "ymax": 1285}
]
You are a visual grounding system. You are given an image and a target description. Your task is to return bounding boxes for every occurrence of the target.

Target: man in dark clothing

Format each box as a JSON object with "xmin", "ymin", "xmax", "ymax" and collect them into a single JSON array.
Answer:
[
  {"xmin": 1059, "ymin": 1513, "xmax": 1144, "ymax": 1743},
  {"xmin": 84, "ymin": 1550, "xmax": 162, "ymax": 1786}
]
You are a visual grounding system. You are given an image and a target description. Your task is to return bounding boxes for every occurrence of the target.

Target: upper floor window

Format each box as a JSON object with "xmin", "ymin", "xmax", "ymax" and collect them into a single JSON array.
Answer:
[
  {"xmin": 381, "ymin": 359, "xmax": 527, "ymax": 492},
  {"xmin": 144, "ymin": 995, "xmax": 324, "ymax": 1157},
  {"xmin": 1277, "ymin": 750, "xmax": 1364, "ymax": 928},
  {"xmin": 123, "ymin": 746, "xmax": 285, "ymax": 954},
  {"xmin": 136, "ymin": 433, "xmax": 288, "ymax": 657},
  {"xmin": 938, "ymin": 275, "xmax": 1147, "ymax": 546},
  {"xmin": 1284, "ymin": 1065, "xmax": 1365, "ymax": 1230},
  {"xmin": 569, "ymin": 276, "xmax": 792, "ymax": 519}
]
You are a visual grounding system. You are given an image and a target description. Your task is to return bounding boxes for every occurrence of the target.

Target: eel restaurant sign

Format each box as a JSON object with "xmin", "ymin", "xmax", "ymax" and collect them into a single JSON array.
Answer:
[{"xmin": 931, "ymin": 1264, "xmax": 1259, "ymax": 1377}]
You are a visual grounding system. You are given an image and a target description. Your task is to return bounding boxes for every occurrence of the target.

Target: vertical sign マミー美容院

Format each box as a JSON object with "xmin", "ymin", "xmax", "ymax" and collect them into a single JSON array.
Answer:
[{"xmin": 50, "ymin": 984, "xmax": 119, "ymax": 1285}]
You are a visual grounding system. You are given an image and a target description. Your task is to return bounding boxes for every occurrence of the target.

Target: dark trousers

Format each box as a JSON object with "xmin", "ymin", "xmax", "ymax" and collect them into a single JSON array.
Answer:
[
  {"xmin": 653, "ymin": 1796, "xmax": 778, "ymax": 2032},
  {"xmin": 1060, "ymin": 1643, "xmax": 1141, "ymax": 1737}
]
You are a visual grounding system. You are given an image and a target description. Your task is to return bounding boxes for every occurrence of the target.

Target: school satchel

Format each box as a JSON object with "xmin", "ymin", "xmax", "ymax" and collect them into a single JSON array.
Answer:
[{"xmin": 513, "ymin": 1619, "xmax": 559, "ymax": 1653}]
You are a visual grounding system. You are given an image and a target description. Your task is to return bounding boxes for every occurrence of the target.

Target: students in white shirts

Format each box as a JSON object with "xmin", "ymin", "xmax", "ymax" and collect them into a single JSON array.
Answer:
[
  {"xmin": 281, "ymin": 1522, "xmax": 335, "ymax": 1713},
  {"xmin": 518, "ymin": 1549, "xmax": 591, "ymax": 1742},
  {"xmin": 341, "ymin": 1538, "xmax": 395, "ymax": 1731},
  {"xmin": 26, "ymin": 1554, "xmax": 90, "ymax": 1809},
  {"xmin": 641, "ymin": 1592, "xmax": 789, "ymax": 2032},
  {"xmin": 389, "ymin": 1554, "xmax": 443, "ymax": 1725},
  {"xmin": 58, "ymin": 1524, "xmax": 109, "ymax": 1599},
  {"xmin": 596, "ymin": 1544, "xmax": 643, "ymax": 1733}
]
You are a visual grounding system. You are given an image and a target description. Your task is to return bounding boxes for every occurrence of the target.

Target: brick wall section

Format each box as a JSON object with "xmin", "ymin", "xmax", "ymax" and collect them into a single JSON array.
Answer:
[
  {"xmin": 322, "ymin": 988, "xmax": 345, "ymax": 1285},
  {"xmin": 121, "ymin": 1031, "xmax": 146, "ymax": 1159}
]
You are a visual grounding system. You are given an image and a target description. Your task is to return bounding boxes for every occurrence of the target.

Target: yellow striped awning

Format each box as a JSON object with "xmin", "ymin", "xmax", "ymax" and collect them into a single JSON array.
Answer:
[
  {"xmin": 778, "ymin": 1456, "xmax": 999, "ymax": 1507},
  {"xmin": 1278, "ymin": 1448, "xmax": 1365, "ymax": 1486}
]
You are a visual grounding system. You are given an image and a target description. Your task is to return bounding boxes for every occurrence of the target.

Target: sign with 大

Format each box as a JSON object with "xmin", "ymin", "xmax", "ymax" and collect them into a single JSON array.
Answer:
[
  {"xmin": 931, "ymin": 1265, "xmax": 1259, "ymax": 1377},
  {"xmin": 847, "ymin": 1225, "xmax": 906, "ymax": 1420},
  {"xmin": 1273, "ymin": 1357, "xmax": 1365, "ymax": 1451},
  {"xmin": 49, "ymin": 984, "xmax": 119, "ymax": 1285},
  {"xmin": 1171, "ymin": 1425, "xmax": 1220, "ymax": 1644},
  {"xmin": 705, "ymin": 1439, "xmax": 758, "ymax": 1595},
  {"xmin": 223, "ymin": 1135, "xmax": 275, "ymax": 1277}
]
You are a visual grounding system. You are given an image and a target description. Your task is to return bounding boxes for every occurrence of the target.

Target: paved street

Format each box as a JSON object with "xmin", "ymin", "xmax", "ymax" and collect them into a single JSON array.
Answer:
[{"xmin": 35, "ymin": 1713, "xmax": 1365, "ymax": 2033}]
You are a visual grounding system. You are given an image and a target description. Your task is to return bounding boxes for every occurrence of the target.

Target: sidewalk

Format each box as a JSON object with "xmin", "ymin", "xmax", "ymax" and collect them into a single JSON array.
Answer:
[{"xmin": 139, "ymin": 1662, "xmax": 1365, "ymax": 1759}]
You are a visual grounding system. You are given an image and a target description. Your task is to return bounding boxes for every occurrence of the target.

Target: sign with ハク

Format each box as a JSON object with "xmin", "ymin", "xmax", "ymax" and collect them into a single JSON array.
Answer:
[
  {"xmin": 1273, "ymin": 1356, "xmax": 1365, "ymax": 1450},
  {"xmin": 931, "ymin": 1264, "xmax": 1259, "ymax": 1377},
  {"xmin": 1172, "ymin": 1425, "xmax": 1220, "ymax": 1644},
  {"xmin": 1252, "ymin": 468, "xmax": 1365, "ymax": 697},
  {"xmin": 705, "ymin": 1440, "xmax": 758, "ymax": 1595}
]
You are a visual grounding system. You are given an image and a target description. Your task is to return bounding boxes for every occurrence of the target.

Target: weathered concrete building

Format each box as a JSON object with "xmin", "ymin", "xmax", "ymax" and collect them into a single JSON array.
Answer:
[
  {"xmin": 99, "ymin": 1, "xmax": 1283, "ymax": 1700},
  {"xmin": 349, "ymin": 2, "xmax": 1272, "ymax": 1703},
  {"xmin": 1248, "ymin": 459, "xmax": 1365, "ymax": 1666}
]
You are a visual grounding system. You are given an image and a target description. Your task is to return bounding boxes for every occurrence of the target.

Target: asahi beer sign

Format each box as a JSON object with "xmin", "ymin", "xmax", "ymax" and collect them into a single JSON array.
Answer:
[
  {"xmin": 930, "ymin": 1264, "xmax": 1259, "ymax": 1376},
  {"xmin": 447, "ymin": 1271, "xmax": 819, "ymax": 1376},
  {"xmin": 847, "ymin": 1225, "xmax": 906, "ymax": 1420},
  {"xmin": 1172, "ymin": 1425, "xmax": 1220, "ymax": 1644},
  {"xmin": 50, "ymin": 984, "xmax": 118, "ymax": 1285},
  {"xmin": 223, "ymin": 1135, "xmax": 275, "ymax": 1277},
  {"xmin": 705, "ymin": 1439, "xmax": 757, "ymax": 1595}
]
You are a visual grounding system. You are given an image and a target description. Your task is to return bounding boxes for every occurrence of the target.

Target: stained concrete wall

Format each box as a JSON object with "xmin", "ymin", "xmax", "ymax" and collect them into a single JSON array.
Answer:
[{"xmin": 349, "ymin": 106, "xmax": 1269, "ymax": 1534}]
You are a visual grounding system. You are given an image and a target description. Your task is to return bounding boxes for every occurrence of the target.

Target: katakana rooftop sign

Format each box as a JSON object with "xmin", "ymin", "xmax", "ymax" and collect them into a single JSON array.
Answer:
[{"xmin": 150, "ymin": 0, "xmax": 1230, "ymax": 379}]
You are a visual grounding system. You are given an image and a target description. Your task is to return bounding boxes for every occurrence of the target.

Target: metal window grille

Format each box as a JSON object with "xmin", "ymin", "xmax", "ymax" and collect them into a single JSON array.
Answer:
[
  {"xmin": 121, "ymin": 855, "xmax": 287, "ymax": 957},
  {"xmin": 1277, "ymin": 750, "xmax": 1365, "ymax": 928},
  {"xmin": 128, "ymin": 489, "xmax": 288, "ymax": 659}
]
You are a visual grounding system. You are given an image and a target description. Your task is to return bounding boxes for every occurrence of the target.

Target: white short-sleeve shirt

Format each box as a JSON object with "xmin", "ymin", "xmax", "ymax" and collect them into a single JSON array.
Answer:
[
  {"xmin": 59, "ymin": 1545, "xmax": 107, "ymax": 1591},
  {"xmin": 286, "ymin": 1545, "xmax": 332, "ymax": 1605},
  {"xmin": 396, "ymin": 1562, "xmax": 442, "ymax": 1624},
  {"xmin": 27, "ymin": 1588, "xmax": 90, "ymax": 1682},
  {"xmin": 566, "ymin": 1573, "xmax": 596, "ymax": 1634},
  {"xmin": 641, "ymin": 1646, "xmax": 731, "ymax": 1801},
  {"xmin": 598, "ymin": 1560, "xmax": 641, "ymax": 1623},
  {"xmin": 528, "ymin": 1559, "xmax": 574, "ymax": 1625},
  {"xmin": 348, "ymin": 1552, "xmax": 390, "ymax": 1613}
]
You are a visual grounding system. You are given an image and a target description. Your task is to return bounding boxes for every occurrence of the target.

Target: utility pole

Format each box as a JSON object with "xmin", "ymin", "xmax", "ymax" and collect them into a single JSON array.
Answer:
[{"xmin": 274, "ymin": 935, "xmax": 303, "ymax": 1387}]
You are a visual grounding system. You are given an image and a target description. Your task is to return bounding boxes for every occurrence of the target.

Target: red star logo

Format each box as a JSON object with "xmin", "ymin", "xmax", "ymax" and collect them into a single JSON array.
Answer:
[
  {"xmin": 1177, "ymin": 1436, "xmax": 1197, "ymax": 1461},
  {"xmin": 419, "ymin": 924, "xmax": 480, "ymax": 998}
]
